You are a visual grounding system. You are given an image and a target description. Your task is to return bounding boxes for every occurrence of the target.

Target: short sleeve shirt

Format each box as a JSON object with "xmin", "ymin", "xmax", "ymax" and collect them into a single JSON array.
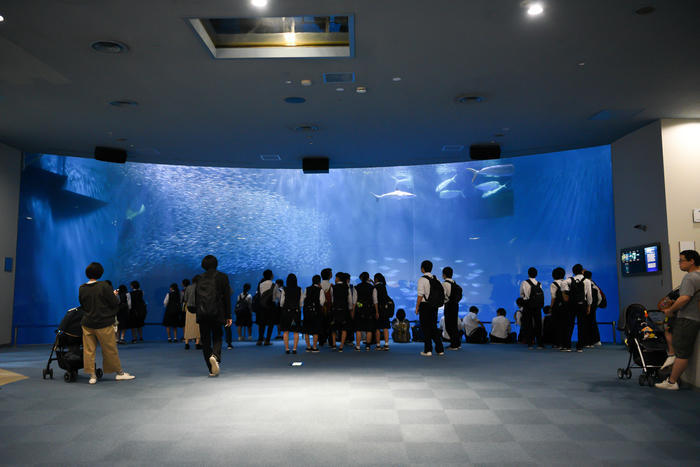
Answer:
[{"xmin": 677, "ymin": 271, "xmax": 700, "ymax": 321}]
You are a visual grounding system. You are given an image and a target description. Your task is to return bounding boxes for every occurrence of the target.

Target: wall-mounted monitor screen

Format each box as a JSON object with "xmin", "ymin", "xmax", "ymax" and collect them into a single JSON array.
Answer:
[{"xmin": 620, "ymin": 243, "xmax": 661, "ymax": 276}]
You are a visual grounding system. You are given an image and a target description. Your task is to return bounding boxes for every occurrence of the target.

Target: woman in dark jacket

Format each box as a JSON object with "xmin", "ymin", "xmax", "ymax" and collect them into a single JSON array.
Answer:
[
  {"xmin": 163, "ymin": 283, "xmax": 181, "ymax": 342},
  {"xmin": 79, "ymin": 262, "xmax": 135, "ymax": 384},
  {"xmin": 129, "ymin": 281, "xmax": 147, "ymax": 342},
  {"xmin": 116, "ymin": 284, "xmax": 131, "ymax": 344}
]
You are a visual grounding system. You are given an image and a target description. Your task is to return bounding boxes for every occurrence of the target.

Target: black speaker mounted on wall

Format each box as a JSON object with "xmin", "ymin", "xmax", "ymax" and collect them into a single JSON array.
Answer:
[
  {"xmin": 469, "ymin": 143, "xmax": 501, "ymax": 160},
  {"xmin": 94, "ymin": 146, "xmax": 127, "ymax": 164},
  {"xmin": 302, "ymin": 157, "xmax": 329, "ymax": 173}
]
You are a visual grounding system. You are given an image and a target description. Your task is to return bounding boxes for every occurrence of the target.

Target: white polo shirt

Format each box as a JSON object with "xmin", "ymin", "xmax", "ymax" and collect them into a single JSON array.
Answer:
[{"xmin": 490, "ymin": 315, "xmax": 511, "ymax": 339}]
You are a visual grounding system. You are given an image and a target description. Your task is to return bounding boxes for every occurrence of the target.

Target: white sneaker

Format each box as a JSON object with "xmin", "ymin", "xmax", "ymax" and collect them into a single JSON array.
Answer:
[
  {"xmin": 209, "ymin": 356, "xmax": 220, "ymax": 376},
  {"xmin": 437, "ymin": 352, "xmax": 445, "ymax": 356},
  {"xmin": 655, "ymin": 378, "xmax": 679, "ymax": 390},
  {"xmin": 661, "ymin": 355, "xmax": 676, "ymax": 370},
  {"xmin": 88, "ymin": 375, "xmax": 97, "ymax": 385},
  {"xmin": 115, "ymin": 372, "xmax": 135, "ymax": 381},
  {"xmin": 594, "ymin": 341, "xmax": 602, "ymax": 347},
  {"xmin": 420, "ymin": 351, "xmax": 432, "ymax": 356}
]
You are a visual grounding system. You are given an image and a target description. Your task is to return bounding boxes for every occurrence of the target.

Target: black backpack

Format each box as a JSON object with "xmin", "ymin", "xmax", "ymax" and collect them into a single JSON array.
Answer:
[
  {"xmin": 525, "ymin": 279, "xmax": 544, "ymax": 309},
  {"xmin": 552, "ymin": 282, "xmax": 566, "ymax": 310},
  {"xmin": 425, "ymin": 275, "xmax": 445, "ymax": 309},
  {"xmin": 569, "ymin": 277, "xmax": 586, "ymax": 304},
  {"xmin": 449, "ymin": 280, "xmax": 463, "ymax": 305},
  {"xmin": 593, "ymin": 282, "xmax": 607, "ymax": 308},
  {"xmin": 234, "ymin": 293, "xmax": 249, "ymax": 315},
  {"xmin": 257, "ymin": 282, "xmax": 275, "ymax": 311},
  {"xmin": 376, "ymin": 284, "xmax": 395, "ymax": 320},
  {"xmin": 196, "ymin": 272, "xmax": 220, "ymax": 319}
]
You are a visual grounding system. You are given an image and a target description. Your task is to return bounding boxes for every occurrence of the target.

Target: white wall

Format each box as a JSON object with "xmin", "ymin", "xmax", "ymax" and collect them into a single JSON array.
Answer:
[
  {"xmin": 611, "ymin": 121, "xmax": 672, "ymax": 319},
  {"xmin": 660, "ymin": 119, "xmax": 700, "ymax": 387},
  {"xmin": 0, "ymin": 143, "xmax": 22, "ymax": 346}
]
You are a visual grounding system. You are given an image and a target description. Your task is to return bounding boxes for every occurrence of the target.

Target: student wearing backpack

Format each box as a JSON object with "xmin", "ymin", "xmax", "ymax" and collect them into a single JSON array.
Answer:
[
  {"xmin": 345, "ymin": 272, "xmax": 357, "ymax": 347},
  {"xmin": 302, "ymin": 274, "xmax": 326, "ymax": 352},
  {"xmin": 415, "ymin": 260, "xmax": 445, "ymax": 356},
  {"xmin": 279, "ymin": 274, "xmax": 303, "ymax": 354},
  {"xmin": 583, "ymin": 270, "xmax": 604, "ymax": 347},
  {"xmin": 319, "ymin": 268, "xmax": 334, "ymax": 348},
  {"xmin": 550, "ymin": 267, "xmax": 569, "ymax": 349},
  {"xmin": 182, "ymin": 275, "xmax": 201, "ymax": 350},
  {"xmin": 563, "ymin": 264, "xmax": 593, "ymax": 352},
  {"xmin": 195, "ymin": 255, "xmax": 232, "ymax": 376},
  {"xmin": 331, "ymin": 272, "xmax": 353, "ymax": 351},
  {"xmin": 234, "ymin": 283, "xmax": 253, "ymax": 341},
  {"xmin": 355, "ymin": 272, "xmax": 379, "ymax": 351},
  {"xmin": 442, "ymin": 266, "xmax": 462, "ymax": 350},
  {"xmin": 374, "ymin": 273, "xmax": 394, "ymax": 351},
  {"xmin": 519, "ymin": 267, "xmax": 545, "ymax": 349},
  {"xmin": 256, "ymin": 269, "xmax": 277, "ymax": 346},
  {"xmin": 273, "ymin": 279, "xmax": 285, "ymax": 341}
]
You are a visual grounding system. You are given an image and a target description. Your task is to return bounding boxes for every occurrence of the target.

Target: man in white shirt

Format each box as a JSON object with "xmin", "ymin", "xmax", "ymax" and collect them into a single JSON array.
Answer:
[
  {"xmin": 462, "ymin": 306, "xmax": 487, "ymax": 343},
  {"xmin": 442, "ymin": 266, "xmax": 462, "ymax": 350},
  {"xmin": 415, "ymin": 260, "xmax": 445, "ymax": 356},
  {"xmin": 550, "ymin": 267, "xmax": 569, "ymax": 349},
  {"xmin": 256, "ymin": 269, "xmax": 277, "ymax": 346},
  {"xmin": 520, "ymin": 267, "xmax": 545, "ymax": 349},
  {"xmin": 563, "ymin": 264, "xmax": 593, "ymax": 352},
  {"xmin": 583, "ymin": 270, "xmax": 603, "ymax": 347},
  {"xmin": 490, "ymin": 308, "xmax": 515, "ymax": 343}
]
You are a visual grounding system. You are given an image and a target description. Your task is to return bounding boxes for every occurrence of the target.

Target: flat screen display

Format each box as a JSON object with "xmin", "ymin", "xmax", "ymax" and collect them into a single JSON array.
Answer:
[{"xmin": 620, "ymin": 243, "xmax": 661, "ymax": 276}]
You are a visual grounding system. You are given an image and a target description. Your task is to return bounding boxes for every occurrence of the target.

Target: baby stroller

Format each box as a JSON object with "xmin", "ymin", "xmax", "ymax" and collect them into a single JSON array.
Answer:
[
  {"xmin": 616, "ymin": 304, "xmax": 667, "ymax": 387},
  {"xmin": 42, "ymin": 307, "xmax": 103, "ymax": 383}
]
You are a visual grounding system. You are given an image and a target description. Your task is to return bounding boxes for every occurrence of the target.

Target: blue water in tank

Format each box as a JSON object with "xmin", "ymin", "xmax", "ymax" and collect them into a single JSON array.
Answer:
[{"xmin": 13, "ymin": 145, "xmax": 618, "ymax": 344}]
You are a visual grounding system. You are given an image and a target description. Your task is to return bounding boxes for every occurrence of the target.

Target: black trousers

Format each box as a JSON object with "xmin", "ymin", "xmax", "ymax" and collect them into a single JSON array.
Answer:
[
  {"xmin": 444, "ymin": 304, "xmax": 461, "ymax": 348},
  {"xmin": 490, "ymin": 332, "xmax": 516, "ymax": 343},
  {"xmin": 257, "ymin": 324, "xmax": 273, "ymax": 343},
  {"xmin": 419, "ymin": 303, "xmax": 444, "ymax": 353},
  {"xmin": 565, "ymin": 303, "xmax": 589, "ymax": 350},
  {"xmin": 199, "ymin": 319, "xmax": 223, "ymax": 371},
  {"xmin": 588, "ymin": 305, "xmax": 600, "ymax": 345},
  {"xmin": 225, "ymin": 326, "xmax": 232, "ymax": 345},
  {"xmin": 521, "ymin": 306, "xmax": 543, "ymax": 347}
]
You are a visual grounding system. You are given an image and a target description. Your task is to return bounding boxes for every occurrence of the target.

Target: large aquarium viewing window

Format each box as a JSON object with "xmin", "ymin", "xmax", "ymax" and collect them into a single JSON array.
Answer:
[{"xmin": 13, "ymin": 146, "xmax": 618, "ymax": 344}]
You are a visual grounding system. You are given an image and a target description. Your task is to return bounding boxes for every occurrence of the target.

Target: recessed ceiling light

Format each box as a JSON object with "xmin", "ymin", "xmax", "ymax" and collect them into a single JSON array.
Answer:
[
  {"xmin": 0, "ymin": 15, "xmax": 5, "ymax": 22},
  {"xmin": 284, "ymin": 97, "xmax": 306, "ymax": 103},
  {"xmin": 284, "ymin": 80, "xmax": 293, "ymax": 85},
  {"xmin": 526, "ymin": 2, "xmax": 544, "ymax": 16},
  {"xmin": 578, "ymin": 61, "xmax": 586, "ymax": 66},
  {"xmin": 635, "ymin": 6, "xmax": 655, "ymax": 15},
  {"xmin": 356, "ymin": 86, "xmax": 367, "ymax": 94},
  {"xmin": 91, "ymin": 40, "xmax": 129, "ymax": 54},
  {"xmin": 392, "ymin": 77, "xmax": 402, "ymax": 82},
  {"xmin": 336, "ymin": 87, "xmax": 345, "ymax": 92},
  {"xmin": 251, "ymin": 0, "xmax": 268, "ymax": 7}
]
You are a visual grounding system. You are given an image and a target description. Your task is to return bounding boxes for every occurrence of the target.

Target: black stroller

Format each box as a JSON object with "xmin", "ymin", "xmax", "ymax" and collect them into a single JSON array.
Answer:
[
  {"xmin": 42, "ymin": 307, "xmax": 103, "ymax": 383},
  {"xmin": 616, "ymin": 304, "xmax": 667, "ymax": 387}
]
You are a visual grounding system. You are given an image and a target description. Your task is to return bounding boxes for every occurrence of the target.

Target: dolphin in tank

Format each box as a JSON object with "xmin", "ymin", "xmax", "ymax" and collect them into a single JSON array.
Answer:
[
  {"xmin": 126, "ymin": 204, "xmax": 146, "ymax": 220},
  {"xmin": 435, "ymin": 174, "xmax": 457, "ymax": 192},
  {"xmin": 371, "ymin": 190, "xmax": 417, "ymax": 201},
  {"xmin": 438, "ymin": 189, "xmax": 465, "ymax": 199},
  {"xmin": 466, "ymin": 164, "xmax": 515, "ymax": 182},
  {"xmin": 474, "ymin": 181, "xmax": 509, "ymax": 198}
]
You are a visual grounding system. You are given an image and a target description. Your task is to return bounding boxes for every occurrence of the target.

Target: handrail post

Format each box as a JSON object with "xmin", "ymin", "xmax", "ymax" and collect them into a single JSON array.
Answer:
[
  {"xmin": 611, "ymin": 321, "xmax": 616, "ymax": 344},
  {"xmin": 14, "ymin": 326, "xmax": 18, "ymax": 347}
]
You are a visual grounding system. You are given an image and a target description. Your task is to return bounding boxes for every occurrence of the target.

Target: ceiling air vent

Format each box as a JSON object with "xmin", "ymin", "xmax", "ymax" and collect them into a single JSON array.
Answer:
[
  {"xmin": 323, "ymin": 72, "xmax": 355, "ymax": 83},
  {"xmin": 189, "ymin": 15, "xmax": 355, "ymax": 59},
  {"xmin": 442, "ymin": 145, "xmax": 464, "ymax": 152},
  {"xmin": 588, "ymin": 109, "xmax": 643, "ymax": 121},
  {"xmin": 260, "ymin": 154, "xmax": 281, "ymax": 161}
]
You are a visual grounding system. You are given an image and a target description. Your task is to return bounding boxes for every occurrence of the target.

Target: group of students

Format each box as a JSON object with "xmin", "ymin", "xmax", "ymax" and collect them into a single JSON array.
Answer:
[{"xmin": 517, "ymin": 264, "xmax": 606, "ymax": 352}]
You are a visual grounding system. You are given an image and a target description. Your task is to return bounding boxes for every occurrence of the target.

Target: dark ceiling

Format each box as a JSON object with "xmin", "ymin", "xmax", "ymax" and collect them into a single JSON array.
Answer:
[{"xmin": 0, "ymin": 0, "xmax": 699, "ymax": 168}]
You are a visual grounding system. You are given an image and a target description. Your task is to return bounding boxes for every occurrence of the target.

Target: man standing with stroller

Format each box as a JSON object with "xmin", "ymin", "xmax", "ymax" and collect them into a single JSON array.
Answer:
[
  {"xmin": 656, "ymin": 250, "xmax": 700, "ymax": 390},
  {"xmin": 196, "ymin": 255, "xmax": 232, "ymax": 377}
]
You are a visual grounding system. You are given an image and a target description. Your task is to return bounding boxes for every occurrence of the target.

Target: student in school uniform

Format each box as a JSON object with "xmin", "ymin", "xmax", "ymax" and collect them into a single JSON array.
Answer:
[
  {"xmin": 256, "ymin": 270, "xmax": 277, "ymax": 346},
  {"xmin": 345, "ymin": 273, "xmax": 357, "ymax": 346},
  {"xmin": 273, "ymin": 279, "xmax": 284, "ymax": 341},
  {"xmin": 550, "ymin": 267, "xmax": 569, "ymax": 349},
  {"xmin": 319, "ymin": 268, "xmax": 333, "ymax": 348},
  {"xmin": 279, "ymin": 274, "xmax": 303, "ymax": 354},
  {"xmin": 415, "ymin": 260, "xmax": 445, "ymax": 356},
  {"xmin": 302, "ymin": 274, "xmax": 325, "ymax": 352},
  {"xmin": 234, "ymin": 283, "xmax": 253, "ymax": 341},
  {"xmin": 331, "ymin": 272, "xmax": 353, "ymax": 352},
  {"xmin": 563, "ymin": 264, "xmax": 593, "ymax": 352},
  {"xmin": 490, "ymin": 308, "xmax": 516, "ymax": 343},
  {"xmin": 583, "ymin": 270, "xmax": 603, "ymax": 347},
  {"xmin": 441, "ymin": 266, "xmax": 462, "ymax": 350},
  {"xmin": 355, "ymin": 272, "xmax": 379, "ymax": 351},
  {"xmin": 463, "ymin": 306, "xmax": 488, "ymax": 344},
  {"xmin": 519, "ymin": 267, "xmax": 545, "ymax": 349},
  {"xmin": 373, "ymin": 273, "xmax": 393, "ymax": 351}
]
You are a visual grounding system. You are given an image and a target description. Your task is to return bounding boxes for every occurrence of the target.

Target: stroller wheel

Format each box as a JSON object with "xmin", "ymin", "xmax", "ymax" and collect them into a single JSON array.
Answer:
[
  {"xmin": 49, "ymin": 369, "xmax": 54, "ymax": 379},
  {"xmin": 647, "ymin": 375, "xmax": 656, "ymax": 387},
  {"xmin": 42, "ymin": 369, "xmax": 48, "ymax": 379},
  {"xmin": 617, "ymin": 368, "xmax": 624, "ymax": 379},
  {"xmin": 96, "ymin": 368, "xmax": 104, "ymax": 380},
  {"xmin": 625, "ymin": 369, "xmax": 632, "ymax": 379},
  {"xmin": 638, "ymin": 374, "xmax": 646, "ymax": 386},
  {"xmin": 63, "ymin": 372, "xmax": 71, "ymax": 382}
]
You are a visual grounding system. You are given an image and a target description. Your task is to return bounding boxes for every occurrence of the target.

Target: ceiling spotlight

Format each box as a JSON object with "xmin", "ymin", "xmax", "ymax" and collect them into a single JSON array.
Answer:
[
  {"xmin": 251, "ymin": 0, "xmax": 268, "ymax": 7},
  {"xmin": 526, "ymin": 2, "xmax": 544, "ymax": 16},
  {"xmin": 0, "ymin": 15, "xmax": 5, "ymax": 22},
  {"xmin": 284, "ymin": 80, "xmax": 293, "ymax": 85},
  {"xmin": 392, "ymin": 77, "xmax": 402, "ymax": 82},
  {"xmin": 578, "ymin": 61, "xmax": 586, "ymax": 66}
]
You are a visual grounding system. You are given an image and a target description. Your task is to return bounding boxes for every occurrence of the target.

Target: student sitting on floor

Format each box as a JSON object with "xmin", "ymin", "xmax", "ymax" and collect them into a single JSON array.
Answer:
[
  {"xmin": 463, "ymin": 306, "xmax": 488, "ymax": 344},
  {"xmin": 490, "ymin": 308, "xmax": 516, "ymax": 343},
  {"xmin": 391, "ymin": 309, "xmax": 411, "ymax": 343}
]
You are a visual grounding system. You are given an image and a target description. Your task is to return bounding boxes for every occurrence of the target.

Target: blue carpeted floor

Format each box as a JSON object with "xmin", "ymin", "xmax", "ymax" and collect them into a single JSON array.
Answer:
[{"xmin": 1, "ymin": 341, "xmax": 699, "ymax": 466}]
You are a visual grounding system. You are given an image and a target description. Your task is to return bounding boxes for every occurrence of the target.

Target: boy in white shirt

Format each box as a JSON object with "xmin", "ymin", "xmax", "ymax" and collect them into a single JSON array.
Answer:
[
  {"xmin": 463, "ymin": 306, "xmax": 488, "ymax": 344},
  {"xmin": 490, "ymin": 308, "xmax": 516, "ymax": 343}
]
